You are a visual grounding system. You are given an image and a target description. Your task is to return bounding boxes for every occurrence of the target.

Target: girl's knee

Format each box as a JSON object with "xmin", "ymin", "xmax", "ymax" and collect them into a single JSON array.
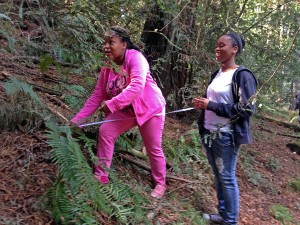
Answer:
[{"xmin": 99, "ymin": 124, "xmax": 115, "ymax": 139}]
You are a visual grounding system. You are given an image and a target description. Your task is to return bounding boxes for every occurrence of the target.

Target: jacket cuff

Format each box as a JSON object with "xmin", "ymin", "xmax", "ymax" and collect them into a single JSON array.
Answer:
[
  {"xmin": 206, "ymin": 101, "xmax": 220, "ymax": 111},
  {"xmin": 105, "ymin": 99, "xmax": 119, "ymax": 113}
]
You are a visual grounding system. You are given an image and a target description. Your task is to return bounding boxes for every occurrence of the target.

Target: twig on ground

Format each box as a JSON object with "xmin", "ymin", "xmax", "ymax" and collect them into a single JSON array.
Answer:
[
  {"xmin": 119, "ymin": 153, "xmax": 195, "ymax": 183},
  {"xmin": 45, "ymin": 103, "xmax": 69, "ymax": 123},
  {"xmin": 45, "ymin": 93, "xmax": 71, "ymax": 111}
]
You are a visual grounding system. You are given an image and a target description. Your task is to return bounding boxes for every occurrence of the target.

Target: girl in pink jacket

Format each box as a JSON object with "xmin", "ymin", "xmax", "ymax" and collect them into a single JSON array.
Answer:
[{"xmin": 71, "ymin": 26, "xmax": 167, "ymax": 199}]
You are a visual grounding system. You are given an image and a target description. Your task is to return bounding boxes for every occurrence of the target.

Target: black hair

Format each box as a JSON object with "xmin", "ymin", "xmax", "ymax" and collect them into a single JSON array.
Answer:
[
  {"xmin": 108, "ymin": 26, "xmax": 152, "ymax": 65},
  {"xmin": 225, "ymin": 32, "xmax": 245, "ymax": 56},
  {"xmin": 109, "ymin": 26, "xmax": 142, "ymax": 52}
]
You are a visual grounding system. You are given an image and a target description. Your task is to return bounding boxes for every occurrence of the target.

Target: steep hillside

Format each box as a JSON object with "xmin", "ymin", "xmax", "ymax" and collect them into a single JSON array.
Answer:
[{"xmin": 1, "ymin": 54, "xmax": 300, "ymax": 224}]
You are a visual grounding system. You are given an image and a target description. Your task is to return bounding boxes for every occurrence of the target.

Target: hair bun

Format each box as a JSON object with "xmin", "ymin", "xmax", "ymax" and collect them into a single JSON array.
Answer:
[{"xmin": 226, "ymin": 32, "xmax": 245, "ymax": 55}]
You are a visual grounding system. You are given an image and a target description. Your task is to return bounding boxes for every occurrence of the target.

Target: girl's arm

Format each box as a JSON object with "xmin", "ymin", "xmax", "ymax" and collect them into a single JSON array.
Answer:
[{"xmin": 71, "ymin": 68, "xmax": 107, "ymax": 125}]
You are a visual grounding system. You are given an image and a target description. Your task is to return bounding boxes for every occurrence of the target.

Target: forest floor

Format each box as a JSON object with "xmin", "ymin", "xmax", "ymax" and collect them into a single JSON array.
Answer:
[{"xmin": 0, "ymin": 55, "xmax": 300, "ymax": 225}]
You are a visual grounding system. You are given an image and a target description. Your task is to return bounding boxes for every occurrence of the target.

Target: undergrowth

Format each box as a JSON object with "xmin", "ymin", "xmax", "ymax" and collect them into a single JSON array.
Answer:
[
  {"xmin": 1, "ymin": 78, "xmax": 45, "ymax": 131},
  {"xmin": 45, "ymin": 122, "xmax": 150, "ymax": 224},
  {"xmin": 257, "ymin": 103, "xmax": 296, "ymax": 122},
  {"xmin": 240, "ymin": 149, "xmax": 276, "ymax": 194},
  {"xmin": 163, "ymin": 127, "xmax": 210, "ymax": 175},
  {"xmin": 0, "ymin": 77, "xmax": 223, "ymax": 223}
]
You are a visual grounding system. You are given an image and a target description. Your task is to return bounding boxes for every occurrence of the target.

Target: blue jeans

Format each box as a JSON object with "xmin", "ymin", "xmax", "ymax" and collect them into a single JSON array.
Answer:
[{"xmin": 202, "ymin": 130, "xmax": 240, "ymax": 225}]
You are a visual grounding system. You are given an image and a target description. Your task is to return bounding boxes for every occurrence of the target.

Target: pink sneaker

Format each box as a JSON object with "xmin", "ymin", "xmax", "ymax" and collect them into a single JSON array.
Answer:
[
  {"xmin": 94, "ymin": 175, "xmax": 109, "ymax": 184},
  {"xmin": 151, "ymin": 184, "xmax": 167, "ymax": 199}
]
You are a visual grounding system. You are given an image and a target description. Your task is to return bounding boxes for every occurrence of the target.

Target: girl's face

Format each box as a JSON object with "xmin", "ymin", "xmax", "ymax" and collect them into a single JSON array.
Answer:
[
  {"xmin": 215, "ymin": 35, "xmax": 238, "ymax": 63},
  {"xmin": 103, "ymin": 31, "xmax": 127, "ymax": 65}
]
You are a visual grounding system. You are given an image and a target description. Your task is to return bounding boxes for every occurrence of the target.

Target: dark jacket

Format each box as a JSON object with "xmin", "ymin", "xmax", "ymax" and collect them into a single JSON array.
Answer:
[
  {"xmin": 296, "ymin": 93, "xmax": 300, "ymax": 110},
  {"xmin": 198, "ymin": 66, "xmax": 258, "ymax": 146}
]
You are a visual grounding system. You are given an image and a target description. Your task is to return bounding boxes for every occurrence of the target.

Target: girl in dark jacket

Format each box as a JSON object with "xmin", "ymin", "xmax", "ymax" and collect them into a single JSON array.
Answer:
[{"xmin": 193, "ymin": 32, "xmax": 257, "ymax": 225}]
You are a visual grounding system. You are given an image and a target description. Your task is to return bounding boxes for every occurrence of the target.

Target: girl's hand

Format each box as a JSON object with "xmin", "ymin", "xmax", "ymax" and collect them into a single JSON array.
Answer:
[
  {"xmin": 192, "ymin": 97, "xmax": 209, "ymax": 109},
  {"xmin": 69, "ymin": 121, "xmax": 81, "ymax": 130},
  {"xmin": 99, "ymin": 103, "xmax": 111, "ymax": 114}
]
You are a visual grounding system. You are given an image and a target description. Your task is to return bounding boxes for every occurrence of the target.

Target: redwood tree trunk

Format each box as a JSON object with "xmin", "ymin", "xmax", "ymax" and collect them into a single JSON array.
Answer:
[{"xmin": 141, "ymin": 0, "xmax": 199, "ymax": 109}]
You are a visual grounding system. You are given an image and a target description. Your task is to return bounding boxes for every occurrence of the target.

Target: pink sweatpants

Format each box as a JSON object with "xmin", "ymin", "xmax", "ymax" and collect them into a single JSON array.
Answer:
[{"xmin": 94, "ymin": 108, "xmax": 166, "ymax": 185}]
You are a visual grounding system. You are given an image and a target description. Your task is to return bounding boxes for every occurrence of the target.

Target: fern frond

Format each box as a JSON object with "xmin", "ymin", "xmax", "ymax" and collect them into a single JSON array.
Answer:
[
  {"xmin": 76, "ymin": 131, "xmax": 98, "ymax": 164},
  {"xmin": 47, "ymin": 180, "xmax": 73, "ymax": 225},
  {"xmin": 4, "ymin": 78, "xmax": 42, "ymax": 105},
  {"xmin": 46, "ymin": 121, "xmax": 151, "ymax": 224},
  {"xmin": 18, "ymin": 0, "xmax": 24, "ymax": 19},
  {"xmin": 39, "ymin": 55, "xmax": 55, "ymax": 73},
  {"xmin": 0, "ymin": 30, "xmax": 15, "ymax": 53},
  {"xmin": 0, "ymin": 13, "xmax": 12, "ymax": 21},
  {"xmin": 1, "ymin": 78, "xmax": 47, "ymax": 131}
]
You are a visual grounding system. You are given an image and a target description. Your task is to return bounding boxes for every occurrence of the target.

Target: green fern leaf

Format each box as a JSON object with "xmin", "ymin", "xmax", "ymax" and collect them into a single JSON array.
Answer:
[
  {"xmin": 47, "ymin": 180, "xmax": 73, "ymax": 224},
  {"xmin": 4, "ymin": 78, "xmax": 42, "ymax": 105},
  {"xmin": 0, "ymin": 30, "xmax": 15, "ymax": 53},
  {"xmin": 39, "ymin": 55, "xmax": 55, "ymax": 73},
  {"xmin": 45, "ymin": 121, "xmax": 150, "ymax": 224},
  {"xmin": 0, "ymin": 13, "xmax": 12, "ymax": 21}
]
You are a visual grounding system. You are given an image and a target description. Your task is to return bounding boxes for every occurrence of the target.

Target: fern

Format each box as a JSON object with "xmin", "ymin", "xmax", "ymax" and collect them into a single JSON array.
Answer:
[
  {"xmin": 4, "ymin": 78, "xmax": 42, "ymax": 105},
  {"xmin": 1, "ymin": 78, "xmax": 45, "ymax": 131},
  {"xmin": 39, "ymin": 54, "xmax": 55, "ymax": 73},
  {"xmin": 64, "ymin": 84, "xmax": 88, "ymax": 111},
  {"xmin": 76, "ymin": 131, "xmax": 98, "ymax": 164},
  {"xmin": 45, "ymin": 122, "xmax": 148, "ymax": 224},
  {"xmin": 48, "ymin": 180, "xmax": 73, "ymax": 224},
  {"xmin": 0, "ymin": 30, "xmax": 15, "ymax": 53},
  {"xmin": 18, "ymin": 0, "xmax": 24, "ymax": 19},
  {"xmin": 0, "ymin": 13, "xmax": 12, "ymax": 21}
]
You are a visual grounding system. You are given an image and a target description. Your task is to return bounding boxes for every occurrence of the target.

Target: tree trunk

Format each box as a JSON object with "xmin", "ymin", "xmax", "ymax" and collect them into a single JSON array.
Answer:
[{"xmin": 141, "ymin": 0, "xmax": 199, "ymax": 109}]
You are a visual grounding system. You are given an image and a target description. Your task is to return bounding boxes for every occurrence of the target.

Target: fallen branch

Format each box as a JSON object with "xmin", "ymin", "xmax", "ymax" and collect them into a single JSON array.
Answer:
[
  {"xmin": 119, "ymin": 153, "xmax": 194, "ymax": 183},
  {"xmin": 166, "ymin": 182, "xmax": 194, "ymax": 196},
  {"xmin": 118, "ymin": 149, "xmax": 147, "ymax": 160},
  {"xmin": 12, "ymin": 56, "xmax": 80, "ymax": 68},
  {"xmin": 28, "ymin": 81, "xmax": 62, "ymax": 96},
  {"xmin": 45, "ymin": 103, "xmax": 69, "ymax": 123},
  {"xmin": 258, "ymin": 125, "xmax": 300, "ymax": 139},
  {"xmin": 1, "ymin": 71, "xmax": 62, "ymax": 96},
  {"xmin": 118, "ymin": 148, "xmax": 173, "ymax": 170},
  {"xmin": 45, "ymin": 93, "xmax": 71, "ymax": 111},
  {"xmin": 256, "ymin": 114, "xmax": 300, "ymax": 132}
]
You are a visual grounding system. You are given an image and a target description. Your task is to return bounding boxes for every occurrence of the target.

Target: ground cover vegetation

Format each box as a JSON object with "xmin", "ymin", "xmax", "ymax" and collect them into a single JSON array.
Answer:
[{"xmin": 0, "ymin": 0, "xmax": 300, "ymax": 224}]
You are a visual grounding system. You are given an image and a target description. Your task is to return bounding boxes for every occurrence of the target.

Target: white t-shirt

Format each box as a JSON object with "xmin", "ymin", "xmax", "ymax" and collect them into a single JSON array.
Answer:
[{"xmin": 204, "ymin": 69, "xmax": 237, "ymax": 132}]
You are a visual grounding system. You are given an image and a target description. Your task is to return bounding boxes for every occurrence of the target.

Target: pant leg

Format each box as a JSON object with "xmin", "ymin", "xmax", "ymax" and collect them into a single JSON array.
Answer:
[
  {"xmin": 95, "ymin": 111, "xmax": 136, "ymax": 176},
  {"xmin": 211, "ymin": 133, "xmax": 240, "ymax": 225},
  {"xmin": 138, "ymin": 108, "xmax": 166, "ymax": 185},
  {"xmin": 202, "ymin": 134, "xmax": 225, "ymax": 216}
]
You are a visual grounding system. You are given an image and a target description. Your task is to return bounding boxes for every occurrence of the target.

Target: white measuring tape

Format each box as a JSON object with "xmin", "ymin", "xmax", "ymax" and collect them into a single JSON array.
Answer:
[{"xmin": 78, "ymin": 107, "xmax": 195, "ymax": 128}]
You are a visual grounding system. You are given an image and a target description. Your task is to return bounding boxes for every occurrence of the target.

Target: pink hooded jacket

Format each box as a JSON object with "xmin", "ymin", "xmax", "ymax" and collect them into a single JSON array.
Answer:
[{"xmin": 71, "ymin": 49, "xmax": 166, "ymax": 126}]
